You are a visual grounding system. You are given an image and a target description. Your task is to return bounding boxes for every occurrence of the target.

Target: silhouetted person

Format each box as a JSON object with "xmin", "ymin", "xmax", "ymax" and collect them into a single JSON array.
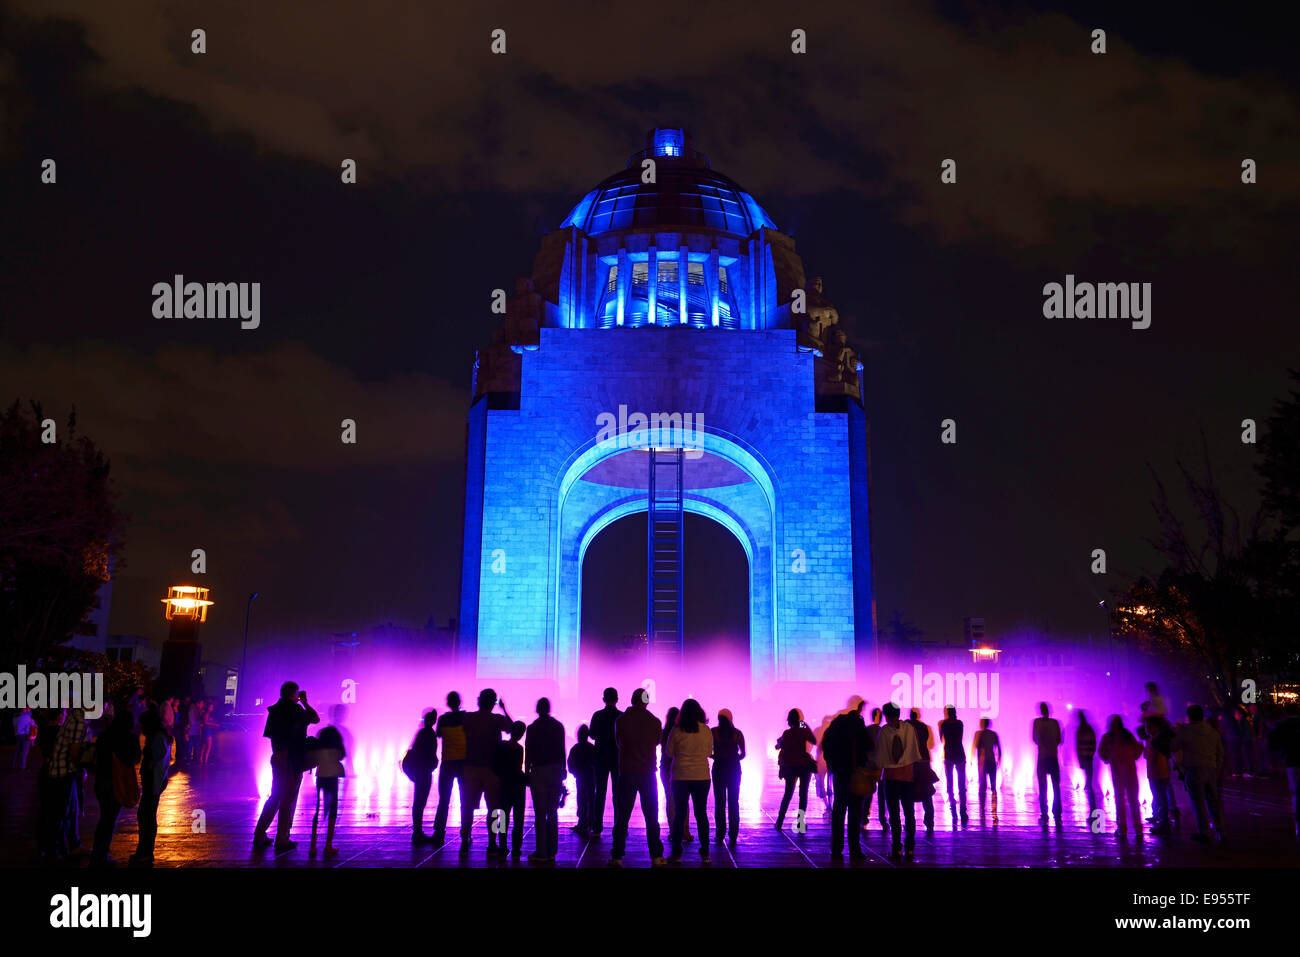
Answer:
[
  {"xmin": 525, "ymin": 698, "xmax": 566, "ymax": 864},
  {"xmin": 36, "ymin": 707, "xmax": 83, "ymax": 862},
  {"xmin": 312, "ymin": 724, "xmax": 346, "ymax": 858},
  {"xmin": 907, "ymin": 708, "xmax": 936, "ymax": 834},
  {"xmin": 609, "ymin": 688, "xmax": 665, "ymax": 867},
  {"xmin": 1174, "ymin": 704, "xmax": 1226, "ymax": 842},
  {"xmin": 460, "ymin": 688, "xmax": 513, "ymax": 857},
  {"xmin": 863, "ymin": 707, "xmax": 886, "ymax": 830},
  {"xmin": 660, "ymin": 707, "xmax": 692, "ymax": 843},
  {"xmin": 130, "ymin": 710, "xmax": 172, "ymax": 867},
  {"xmin": 1075, "ymin": 710, "xmax": 1097, "ymax": 811},
  {"xmin": 1267, "ymin": 709, "xmax": 1300, "ymax": 838},
  {"xmin": 185, "ymin": 698, "xmax": 203, "ymax": 763},
  {"xmin": 568, "ymin": 724, "xmax": 597, "ymax": 836},
  {"xmin": 711, "ymin": 708, "xmax": 746, "ymax": 848},
  {"xmin": 1144, "ymin": 681, "xmax": 1167, "ymax": 719},
  {"xmin": 1032, "ymin": 701, "xmax": 1063, "ymax": 826},
  {"xmin": 199, "ymin": 698, "xmax": 219, "ymax": 765},
  {"xmin": 775, "ymin": 708, "xmax": 816, "ymax": 831},
  {"xmin": 823, "ymin": 696, "xmax": 870, "ymax": 861},
  {"xmin": 493, "ymin": 721, "xmax": 527, "ymax": 861},
  {"xmin": 876, "ymin": 702, "xmax": 921, "ymax": 860},
  {"xmin": 973, "ymin": 717, "xmax": 1001, "ymax": 820},
  {"xmin": 1140, "ymin": 713, "xmax": 1174, "ymax": 835},
  {"xmin": 432, "ymin": 691, "xmax": 466, "ymax": 843},
  {"xmin": 254, "ymin": 682, "xmax": 319, "ymax": 851},
  {"xmin": 666, "ymin": 698, "xmax": 713, "ymax": 863},
  {"xmin": 938, "ymin": 706, "xmax": 967, "ymax": 823},
  {"xmin": 1099, "ymin": 714, "xmax": 1143, "ymax": 840},
  {"xmin": 12, "ymin": 707, "xmax": 35, "ymax": 769},
  {"xmin": 589, "ymin": 687, "xmax": 621, "ymax": 834},
  {"xmin": 409, "ymin": 709, "xmax": 438, "ymax": 843},
  {"xmin": 90, "ymin": 705, "xmax": 140, "ymax": 867}
]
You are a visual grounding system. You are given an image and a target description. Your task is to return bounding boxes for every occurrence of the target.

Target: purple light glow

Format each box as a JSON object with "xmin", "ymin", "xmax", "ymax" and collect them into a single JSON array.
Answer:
[{"xmin": 243, "ymin": 639, "xmax": 1176, "ymax": 832}]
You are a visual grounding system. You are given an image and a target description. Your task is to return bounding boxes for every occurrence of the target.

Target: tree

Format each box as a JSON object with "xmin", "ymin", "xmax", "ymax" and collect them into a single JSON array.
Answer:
[
  {"xmin": 884, "ymin": 610, "xmax": 924, "ymax": 652},
  {"xmin": 0, "ymin": 400, "xmax": 126, "ymax": 669},
  {"xmin": 67, "ymin": 649, "xmax": 155, "ymax": 702},
  {"xmin": 1115, "ymin": 373, "xmax": 1300, "ymax": 709},
  {"xmin": 1258, "ymin": 370, "xmax": 1300, "ymax": 534}
]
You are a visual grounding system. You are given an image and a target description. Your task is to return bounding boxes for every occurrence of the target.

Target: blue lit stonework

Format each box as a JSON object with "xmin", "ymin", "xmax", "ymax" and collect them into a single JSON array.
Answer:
[{"xmin": 462, "ymin": 129, "xmax": 874, "ymax": 696}]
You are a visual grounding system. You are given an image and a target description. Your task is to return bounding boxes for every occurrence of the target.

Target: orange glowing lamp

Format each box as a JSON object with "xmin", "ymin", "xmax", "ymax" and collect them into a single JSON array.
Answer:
[
  {"xmin": 969, "ymin": 645, "xmax": 1001, "ymax": 664},
  {"xmin": 162, "ymin": 584, "xmax": 213, "ymax": 622}
]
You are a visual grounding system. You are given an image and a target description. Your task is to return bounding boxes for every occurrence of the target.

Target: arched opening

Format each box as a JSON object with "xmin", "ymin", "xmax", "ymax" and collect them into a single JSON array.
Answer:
[
  {"xmin": 579, "ymin": 510, "xmax": 749, "ymax": 704},
  {"xmin": 554, "ymin": 430, "xmax": 778, "ymax": 698}
]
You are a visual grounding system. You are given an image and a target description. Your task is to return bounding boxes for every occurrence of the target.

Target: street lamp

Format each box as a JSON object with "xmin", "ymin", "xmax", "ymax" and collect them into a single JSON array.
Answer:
[
  {"xmin": 238, "ymin": 592, "xmax": 259, "ymax": 711},
  {"xmin": 1099, "ymin": 600, "xmax": 1112, "ymax": 677}
]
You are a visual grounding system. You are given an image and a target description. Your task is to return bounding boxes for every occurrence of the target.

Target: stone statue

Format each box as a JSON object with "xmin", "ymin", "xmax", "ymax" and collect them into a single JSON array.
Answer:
[
  {"xmin": 797, "ymin": 276, "xmax": 839, "ymax": 347},
  {"xmin": 829, "ymin": 327, "xmax": 859, "ymax": 385}
]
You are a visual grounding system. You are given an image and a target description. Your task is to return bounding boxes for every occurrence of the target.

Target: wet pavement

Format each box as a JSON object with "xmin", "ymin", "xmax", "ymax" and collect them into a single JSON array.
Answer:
[{"xmin": 2, "ymin": 753, "xmax": 1295, "ymax": 868}]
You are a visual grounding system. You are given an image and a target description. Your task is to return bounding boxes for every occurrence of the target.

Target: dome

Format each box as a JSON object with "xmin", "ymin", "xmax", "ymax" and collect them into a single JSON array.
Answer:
[{"xmin": 560, "ymin": 128, "xmax": 778, "ymax": 237}]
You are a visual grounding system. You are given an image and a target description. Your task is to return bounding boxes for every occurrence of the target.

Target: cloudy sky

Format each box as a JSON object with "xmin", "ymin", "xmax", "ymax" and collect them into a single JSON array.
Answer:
[{"xmin": 2, "ymin": 1, "xmax": 1295, "ymax": 664}]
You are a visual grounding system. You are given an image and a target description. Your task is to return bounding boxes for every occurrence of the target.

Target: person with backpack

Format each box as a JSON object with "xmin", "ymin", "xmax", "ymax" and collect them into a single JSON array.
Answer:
[
  {"xmin": 407, "ymin": 709, "xmax": 439, "ymax": 843},
  {"xmin": 90, "ymin": 705, "xmax": 141, "ymax": 867}
]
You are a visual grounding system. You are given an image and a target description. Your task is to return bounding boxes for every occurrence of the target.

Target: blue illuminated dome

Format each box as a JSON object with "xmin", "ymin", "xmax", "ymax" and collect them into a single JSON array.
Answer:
[{"xmin": 561, "ymin": 129, "xmax": 777, "ymax": 236}]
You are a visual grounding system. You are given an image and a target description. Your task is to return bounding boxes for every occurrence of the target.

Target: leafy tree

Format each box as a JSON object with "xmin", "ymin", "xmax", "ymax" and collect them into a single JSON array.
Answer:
[
  {"xmin": 1115, "ymin": 373, "xmax": 1300, "ymax": 709},
  {"xmin": 67, "ymin": 649, "xmax": 155, "ymax": 702},
  {"xmin": 884, "ymin": 610, "xmax": 924, "ymax": 651},
  {"xmin": 0, "ymin": 400, "xmax": 126, "ymax": 669},
  {"xmin": 1258, "ymin": 370, "xmax": 1300, "ymax": 534}
]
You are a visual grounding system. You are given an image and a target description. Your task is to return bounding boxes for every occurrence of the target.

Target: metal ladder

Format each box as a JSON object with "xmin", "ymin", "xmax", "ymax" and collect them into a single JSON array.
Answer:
[{"xmin": 646, "ymin": 448, "xmax": 685, "ymax": 666}]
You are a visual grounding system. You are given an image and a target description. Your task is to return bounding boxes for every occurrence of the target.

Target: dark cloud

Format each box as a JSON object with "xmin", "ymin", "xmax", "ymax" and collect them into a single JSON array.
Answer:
[{"xmin": 8, "ymin": 1, "xmax": 1296, "ymax": 245}]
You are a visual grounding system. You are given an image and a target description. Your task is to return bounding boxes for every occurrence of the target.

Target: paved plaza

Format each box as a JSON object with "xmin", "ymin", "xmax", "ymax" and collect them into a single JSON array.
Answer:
[{"xmin": 3, "ymin": 750, "xmax": 1295, "ymax": 869}]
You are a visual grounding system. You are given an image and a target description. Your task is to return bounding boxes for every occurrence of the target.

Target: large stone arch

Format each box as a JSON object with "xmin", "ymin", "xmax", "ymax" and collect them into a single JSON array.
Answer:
[{"xmin": 552, "ymin": 425, "xmax": 779, "ymax": 695}]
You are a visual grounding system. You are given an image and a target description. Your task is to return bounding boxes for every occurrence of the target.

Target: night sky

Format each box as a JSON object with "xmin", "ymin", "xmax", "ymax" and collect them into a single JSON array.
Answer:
[{"xmin": 2, "ymin": 2, "xmax": 1296, "ymax": 666}]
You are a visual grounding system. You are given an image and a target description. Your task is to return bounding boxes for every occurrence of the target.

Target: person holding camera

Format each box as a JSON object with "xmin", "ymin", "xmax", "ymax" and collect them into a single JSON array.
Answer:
[
  {"xmin": 253, "ymin": 681, "xmax": 319, "ymax": 851},
  {"xmin": 459, "ymin": 688, "xmax": 514, "ymax": 857},
  {"xmin": 775, "ymin": 709, "xmax": 816, "ymax": 831}
]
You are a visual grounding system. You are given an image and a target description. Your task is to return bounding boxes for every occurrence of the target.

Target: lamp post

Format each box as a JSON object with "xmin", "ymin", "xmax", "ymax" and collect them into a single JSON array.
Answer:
[
  {"xmin": 1099, "ymin": 600, "xmax": 1112, "ymax": 678},
  {"xmin": 239, "ymin": 592, "xmax": 259, "ymax": 711}
]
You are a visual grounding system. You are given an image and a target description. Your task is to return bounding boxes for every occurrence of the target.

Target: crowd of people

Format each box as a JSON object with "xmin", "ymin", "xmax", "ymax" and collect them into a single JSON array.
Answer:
[{"xmin": 11, "ymin": 676, "xmax": 1300, "ymax": 867}]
